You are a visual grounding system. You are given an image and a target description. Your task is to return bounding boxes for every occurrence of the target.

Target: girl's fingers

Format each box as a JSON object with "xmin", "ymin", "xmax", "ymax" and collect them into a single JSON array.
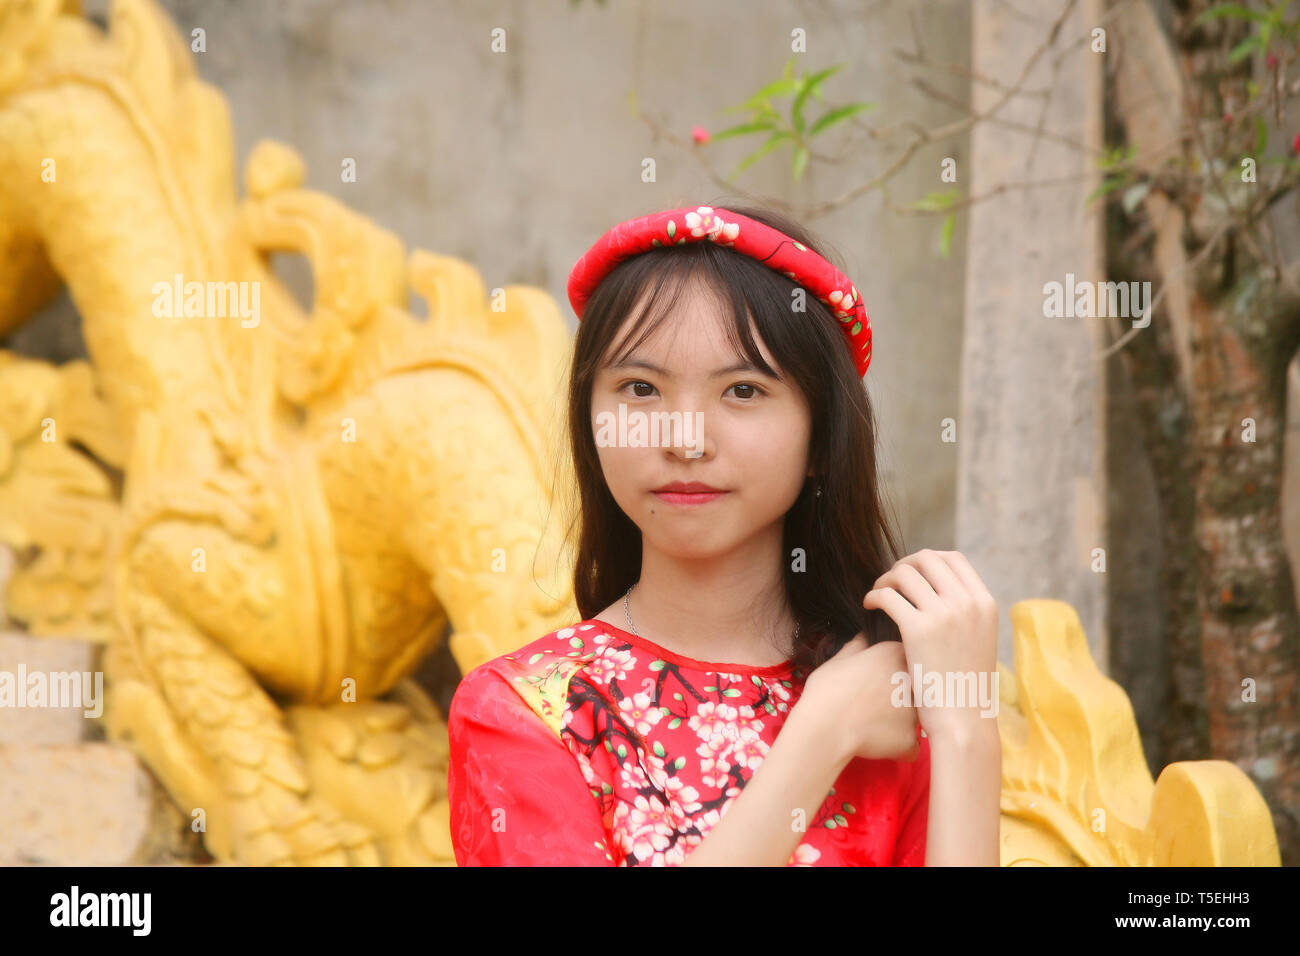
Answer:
[
  {"xmin": 940, "ymin": 550, "xmax": 995, "ymax": 606},
  {"xmin": 873, "ymin": 562, "xmax": 939, "ymax": 612},
  {"xmin": 863, "ymin": 586, "xmax": 920, "ymax": 629},
  {"xmin": 901, "ymin": 549, "xmax": 965, "ymax": 600}
]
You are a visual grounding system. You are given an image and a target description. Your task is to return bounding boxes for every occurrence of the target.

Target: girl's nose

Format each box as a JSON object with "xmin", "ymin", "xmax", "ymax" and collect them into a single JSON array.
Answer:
[{"xmin": 665, "ymin": 412, "xmax": 712, "ymax": 461}]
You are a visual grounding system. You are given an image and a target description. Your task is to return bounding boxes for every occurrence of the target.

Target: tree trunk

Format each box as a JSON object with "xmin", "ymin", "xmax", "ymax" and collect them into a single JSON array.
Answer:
[
  {"xmin": 1111, "ymin": 0, "xmax": 1300, "ymax": 864},
  {"xmin": 1190, "ymin": 273, "xmax": 1300, "ymax": 859},
  {"xmin": 1104, "ymin": 205, "xmax": 1209, "ymax": 768}
]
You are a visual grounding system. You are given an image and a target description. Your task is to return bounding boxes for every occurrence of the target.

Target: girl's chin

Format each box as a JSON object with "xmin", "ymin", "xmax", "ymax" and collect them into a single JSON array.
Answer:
[{"xmin": 640, "ymin": 532, "xmax": 739, "ymax": 559}]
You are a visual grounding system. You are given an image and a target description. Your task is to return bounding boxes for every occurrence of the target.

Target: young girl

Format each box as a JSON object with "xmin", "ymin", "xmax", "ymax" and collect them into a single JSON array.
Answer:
[{"xmin": 447, "ymin": 201, "xmax": 1001, "ymax": 866}]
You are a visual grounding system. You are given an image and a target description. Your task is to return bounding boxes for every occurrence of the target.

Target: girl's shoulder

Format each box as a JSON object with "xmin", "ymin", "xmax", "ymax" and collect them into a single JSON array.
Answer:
[
  {"xmin": 460, "ymin": 622, "xmax": 603, "ymax": 681},
  {"xmin": 452, "ymin": 623, "xmax": 610, "ymax": 739},
  {"xmin": 483, "ymin": 622, "xmax": 612, "ymax": 680}
]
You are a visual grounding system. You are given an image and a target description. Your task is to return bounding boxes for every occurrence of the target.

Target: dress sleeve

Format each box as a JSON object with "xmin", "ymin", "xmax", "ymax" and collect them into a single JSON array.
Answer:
[
  {"xmin": 447, "ymin": 662, "xmax": 616, "ymax": 866},
  {"xmin": 890, "ymin": 727, "xmax": 931, "ymax": 866}
]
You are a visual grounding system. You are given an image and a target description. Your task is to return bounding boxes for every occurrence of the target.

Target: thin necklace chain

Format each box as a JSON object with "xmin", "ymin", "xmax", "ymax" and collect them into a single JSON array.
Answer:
[{"xmin": 622, "ymin": 582, "xmax": 799, "ymax": 648}]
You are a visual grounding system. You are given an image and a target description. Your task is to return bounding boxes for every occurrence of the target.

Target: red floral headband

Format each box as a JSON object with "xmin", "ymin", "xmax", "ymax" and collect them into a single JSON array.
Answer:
[{"xmin": 567, "ymin": 205, "xmax": 872, "ymax": 377}]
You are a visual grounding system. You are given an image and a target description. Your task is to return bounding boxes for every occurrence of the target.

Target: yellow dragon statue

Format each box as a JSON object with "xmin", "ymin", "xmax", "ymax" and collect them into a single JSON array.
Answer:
[{"xmin": 0, "ymin": 0, "xmax": 578, "ymax": 864}]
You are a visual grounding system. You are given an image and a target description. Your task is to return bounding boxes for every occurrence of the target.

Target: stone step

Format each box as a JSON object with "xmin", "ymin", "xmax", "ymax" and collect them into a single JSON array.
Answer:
[
  {"xmin": 0, "ymin": 631, "xmax": 102, "ymax": 745},
  {"xmin": 0, "ymin": 742, "xmax": 198, "ymax": 865}
]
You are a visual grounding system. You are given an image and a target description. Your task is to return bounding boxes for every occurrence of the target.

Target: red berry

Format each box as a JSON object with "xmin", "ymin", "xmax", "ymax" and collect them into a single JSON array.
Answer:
[
  {"xmin": 1292, "ymin": 131, "xmax": 1300, "ymax": 154},
  {"xmin": 1266, "ymin": 54, "xmax": 1278, "ymax": 70},
  {"xmin": 692, "ymin": 125, "xmax": 710, "ymax": 145}
]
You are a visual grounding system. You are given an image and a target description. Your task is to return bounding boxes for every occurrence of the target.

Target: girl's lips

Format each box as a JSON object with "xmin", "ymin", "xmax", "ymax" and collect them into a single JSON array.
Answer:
[{"xmin": 652, "ymin": 490, "xmax": 728, "ymax": 506}]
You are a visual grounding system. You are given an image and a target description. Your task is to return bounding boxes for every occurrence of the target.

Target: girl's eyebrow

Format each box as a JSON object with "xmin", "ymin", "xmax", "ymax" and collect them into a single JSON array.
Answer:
[{"xmin": 607, "ymin": 357, "xmax": 774, "ymax": 379}]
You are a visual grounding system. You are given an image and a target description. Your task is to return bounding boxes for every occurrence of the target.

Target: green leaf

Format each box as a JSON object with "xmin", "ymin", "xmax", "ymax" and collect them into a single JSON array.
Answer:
[
  {"xmin": 739, "ymin": 74, "xmax": 801, "ymax": 112},
  {"xmin": 1096, "ymin": 144, "xmax": 1136, "ymax": 172},
  {"xmin": 802, "ymin": 64, "xmax": 843, "ymax": 97},
  {"xmin": 808, "ymin": 102, "xmax": 874, "ymax": 137},
  {"xmin": 791, "ymin": 144, "xmax": 809, "ymax": 181},
  {"xmin": 1254, "ymin": 116, "xmax": 1269, "ymax": 155},
  {"xmin": 722, "ymin": 687, "xmax": 742, "ymax": 697},
  {"xmin": 722, "ymin": 100, "xmax": 782, "ymax": 125},
  {"xmin": 1228, "ymin": 35, "xmax": 1260, "ymax": 63},
  {"xmin": 792, "ymin": 65, "xmax": 843, "ymax": 134},
  {"xmin": 710, "ymin": 120, "xmax": 775, "ymax": 142},
  {"xmin": 653, "ymin": 741, "xmax": 665, "ymax": 757},
  {"xmin": 650, "ymin": 659, "xmax": 665, "ymax": 671},
  {"xmin": 1195, "ymin": 3, "xmax": 1270, "ymax": 23},
  {"xmin": 911, "ymin": 188, "xmax": 960, "ymax": 212},
  {"xmin": 728, "ymin": 130, "xmax": 793, "ymax": 180},
  {"xmin": 939, "ymin": 213, "xmax": 955, "ymax": 259},
  {"xmin": 1085, "ymin": 175, "xmax": 1127, "ymax": 205}
]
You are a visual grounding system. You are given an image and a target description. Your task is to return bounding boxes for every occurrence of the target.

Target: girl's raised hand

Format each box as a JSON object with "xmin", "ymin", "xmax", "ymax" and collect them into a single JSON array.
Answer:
[
  {"xmin": 801, "ymin": 635, "xmax": 921, "ymax": 765},
  {"xmin": 862, "ymin": 549, "xmax": 999, "ymax": 743}
]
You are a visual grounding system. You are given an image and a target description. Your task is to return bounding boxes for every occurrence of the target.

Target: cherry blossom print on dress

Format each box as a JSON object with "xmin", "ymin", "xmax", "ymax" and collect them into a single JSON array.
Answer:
[
  {"xmin": 459, "ymin": 621, "xmax": 931, "ymax": 867},
  {"xmin": 558, "ymin": 623, "xmax": 817, "ymax": 865}
]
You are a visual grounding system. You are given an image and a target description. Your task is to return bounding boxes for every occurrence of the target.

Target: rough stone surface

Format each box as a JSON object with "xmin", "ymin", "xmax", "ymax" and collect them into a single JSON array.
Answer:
[
  {"xmin": 959, "ymin": 0, "xmax": 1108, "ymax": 668},
  {"xmin": 0, "ymin": 742, "xmax": 200, "ymax": 865},
  {"xmin": 0, "ymin": 632, "xmax": 102, "ymax": 745}
]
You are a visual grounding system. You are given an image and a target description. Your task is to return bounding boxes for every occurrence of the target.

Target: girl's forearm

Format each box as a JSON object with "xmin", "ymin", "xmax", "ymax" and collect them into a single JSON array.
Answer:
[
  {"xmin": 924, "ymin": 722, "xmax": 1002, "ymax": 866},
  {"xmin": 681, "ymin": 698, "xmax": 850, "ymax": 866}
]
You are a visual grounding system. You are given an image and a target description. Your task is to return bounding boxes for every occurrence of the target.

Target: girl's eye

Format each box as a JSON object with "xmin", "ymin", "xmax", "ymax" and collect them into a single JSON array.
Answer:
[
  {"xmin": 727, "ymin": 383, "xmax": 765, "ymax": 400},
  {"xmin": 619, "ymin": 381, "xmax": 766, "ymax": 399}
]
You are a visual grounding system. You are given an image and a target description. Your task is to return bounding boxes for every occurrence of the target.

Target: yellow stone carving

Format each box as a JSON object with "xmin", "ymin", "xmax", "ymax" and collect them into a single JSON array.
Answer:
[
  {"xmin": 0, "ymin": 0, "xmax": 576, "ymax": 865},
  {"xmin": 0, "ymin": 0, "xmax": 1278, "ymax": 867},
  {"xmin": 998, "ymin": 600, "xmax": 1280, "ymax": 866}
]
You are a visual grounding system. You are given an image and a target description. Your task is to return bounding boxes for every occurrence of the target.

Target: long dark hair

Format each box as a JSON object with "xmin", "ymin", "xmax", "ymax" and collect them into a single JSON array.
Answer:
[{"xmin": 561, "ymin": 198, "xmax": 904, "ymax": 675}]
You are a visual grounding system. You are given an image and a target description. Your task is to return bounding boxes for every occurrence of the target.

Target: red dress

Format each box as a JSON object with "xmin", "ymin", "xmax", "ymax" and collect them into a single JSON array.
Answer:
[{"xmin": 447, "ymin": 620, "xmax": 930, "ymax": 866}]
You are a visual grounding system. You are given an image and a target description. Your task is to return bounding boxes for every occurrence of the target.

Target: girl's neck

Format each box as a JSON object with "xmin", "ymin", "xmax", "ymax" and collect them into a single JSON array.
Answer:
[{"xmin": 616, "ymin": 530, "xmax": 797, "ymax": 666}]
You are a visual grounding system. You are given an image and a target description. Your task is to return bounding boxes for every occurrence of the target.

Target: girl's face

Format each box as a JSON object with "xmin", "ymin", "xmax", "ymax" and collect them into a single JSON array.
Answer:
[{"xmin": 591, "ymin": 281, "xmax": 812, "ymax": 560}]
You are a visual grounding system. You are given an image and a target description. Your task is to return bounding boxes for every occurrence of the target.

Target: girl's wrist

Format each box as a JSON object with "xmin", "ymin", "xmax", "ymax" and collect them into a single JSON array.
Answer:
[
  {"xmin": 922, "ymin": 714, "xmax": 1000, "ymax": 750},
  {"xmin": 788, "ymin": 693, "xmax": 854, "ymax": 770}
]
